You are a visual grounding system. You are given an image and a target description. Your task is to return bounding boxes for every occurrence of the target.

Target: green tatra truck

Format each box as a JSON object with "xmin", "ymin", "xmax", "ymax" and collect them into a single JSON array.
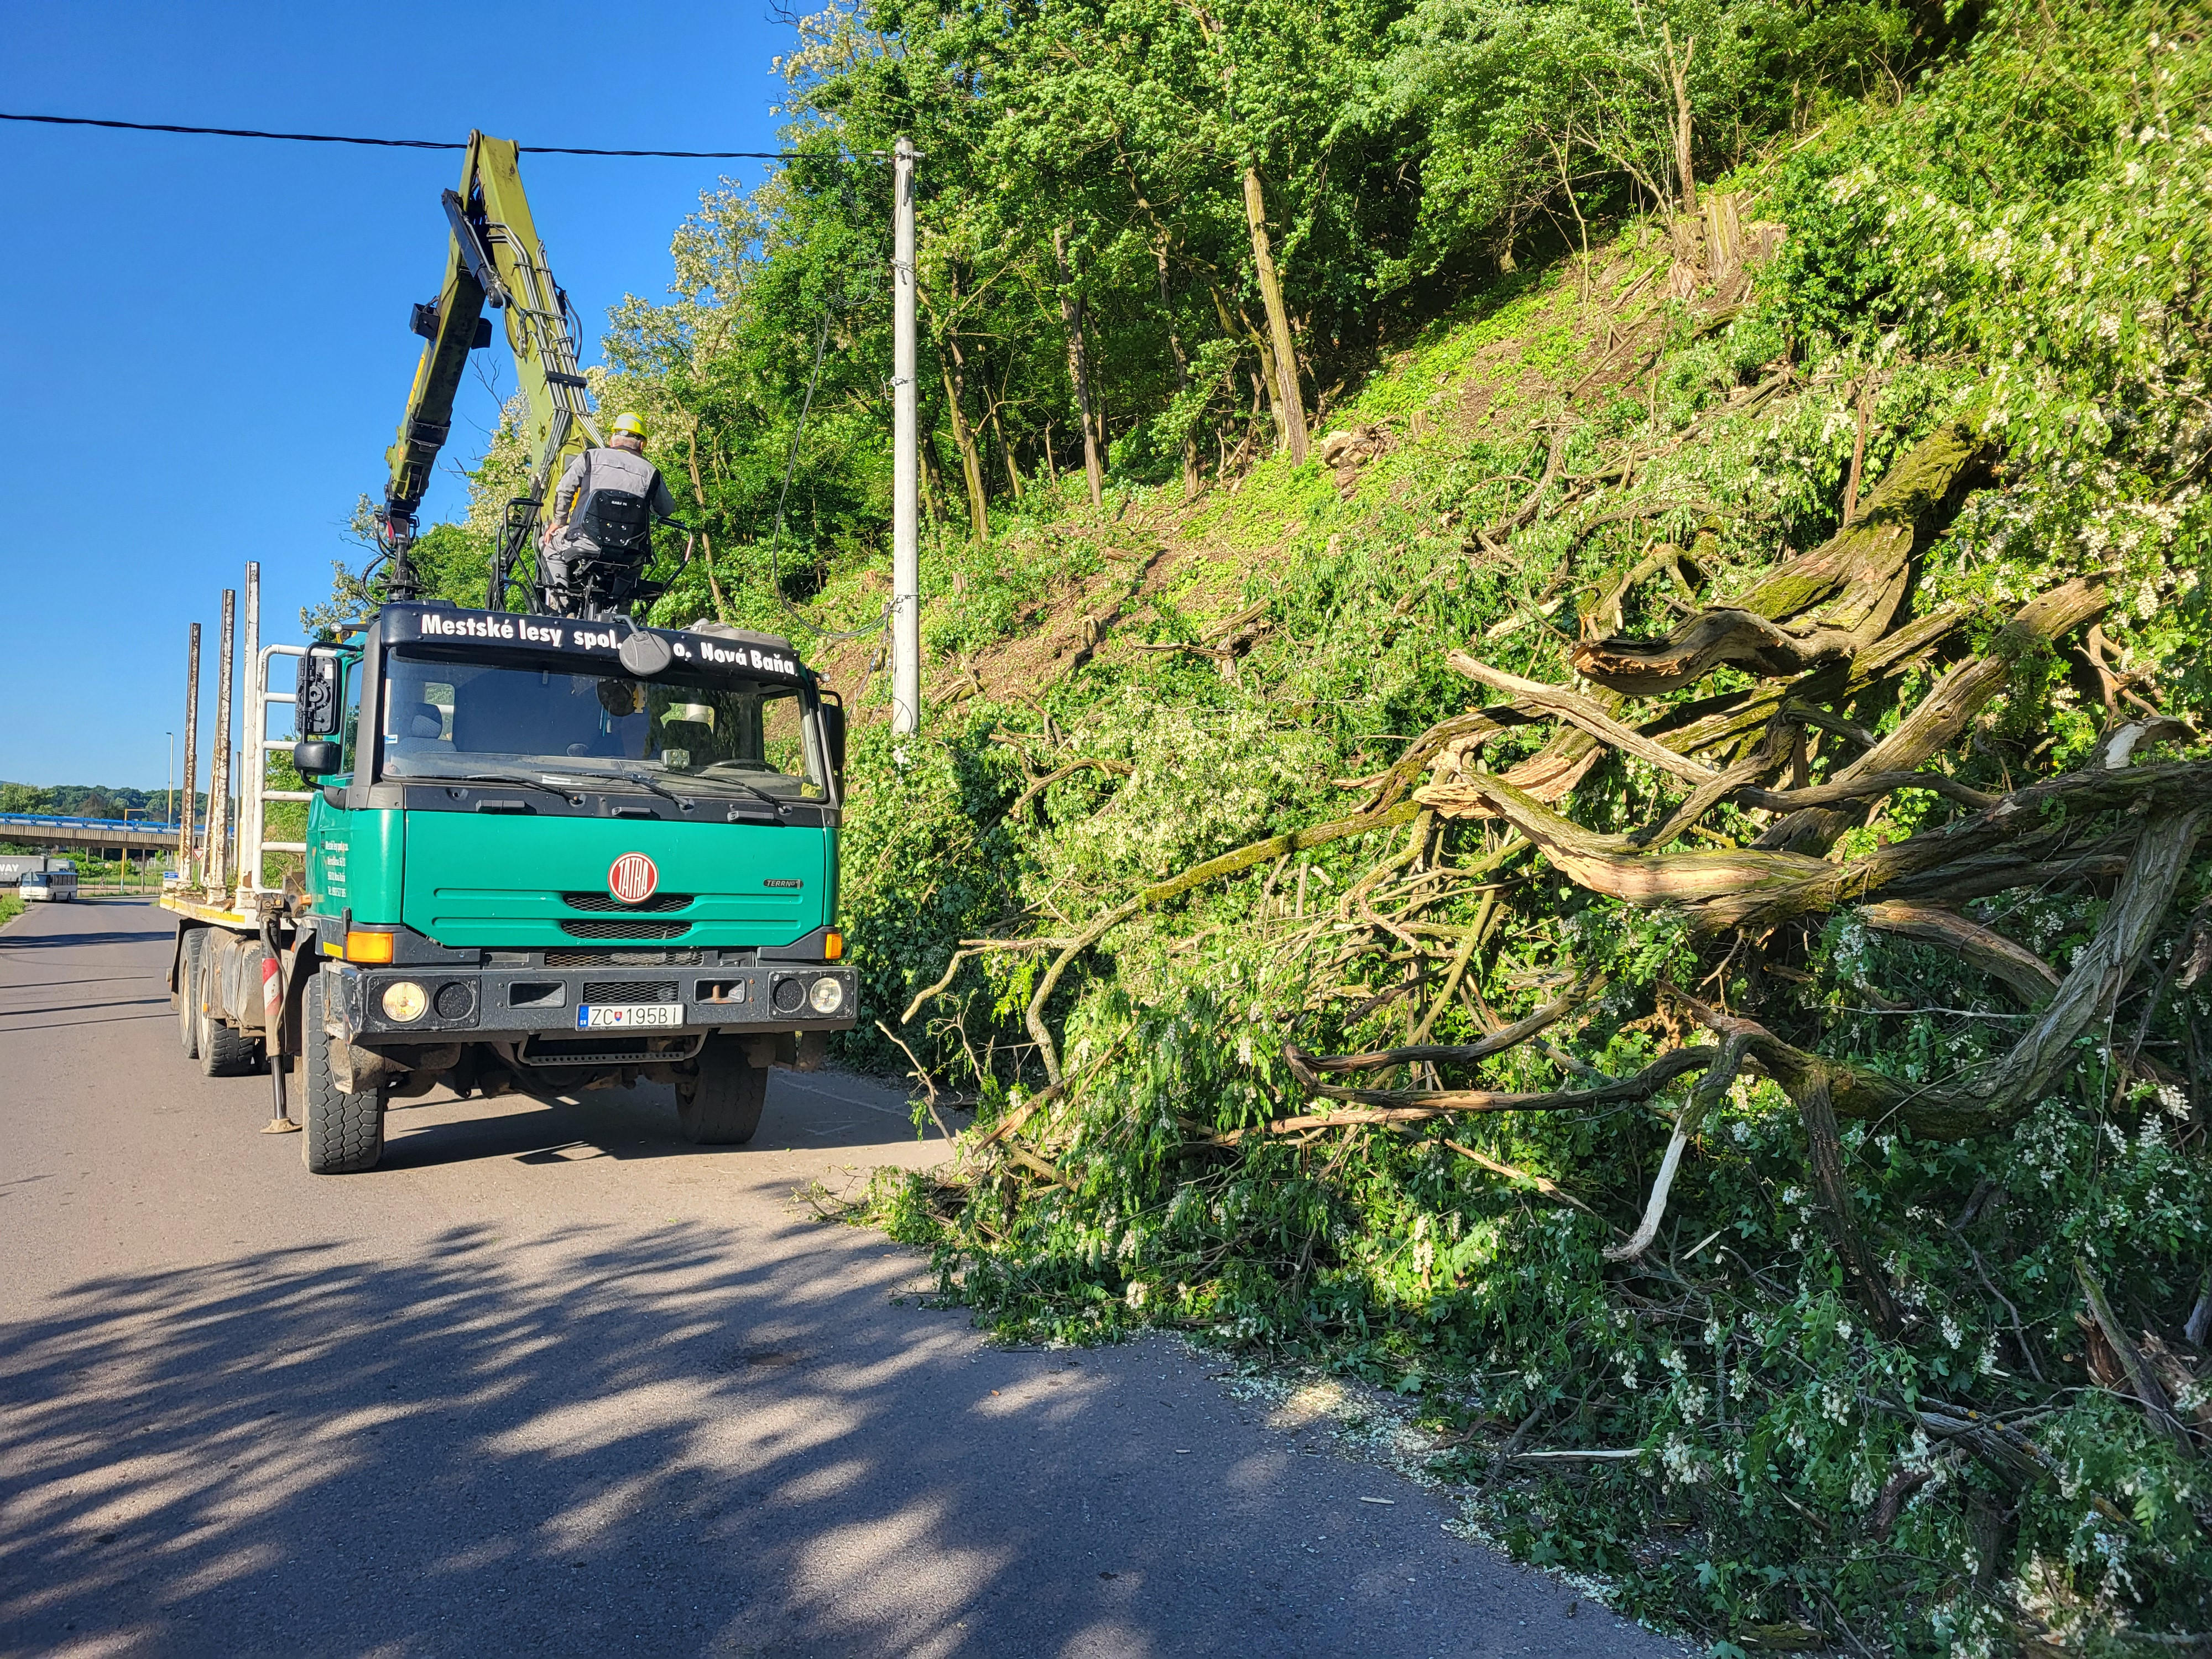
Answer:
[
  {"xmin": 165, "ymin": 585, "xmax": 855, "ymax": 1173},
  {"xmin": 160, "ymin": 131, "xmax": 855, "ymax": 1172}
]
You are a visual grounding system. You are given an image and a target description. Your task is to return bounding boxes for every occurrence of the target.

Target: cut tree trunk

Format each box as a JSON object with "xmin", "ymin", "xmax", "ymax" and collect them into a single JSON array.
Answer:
[
  {"xmin": 1054, "ymin": 227, "xmax": 1105, "ymax": 505},
  {"xmin": 1242, "ymin": 166, "xmax": 1310, "ymax": 463},
  {"xmin": 937, "ymin": 352, "xmax": 990, "ymax": 543}
]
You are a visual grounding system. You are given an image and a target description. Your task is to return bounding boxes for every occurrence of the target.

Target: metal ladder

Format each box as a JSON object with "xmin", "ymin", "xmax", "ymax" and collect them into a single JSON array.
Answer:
[{"xmin": 234, "ymin": 564, "xmax": 311, "ymax": 906}]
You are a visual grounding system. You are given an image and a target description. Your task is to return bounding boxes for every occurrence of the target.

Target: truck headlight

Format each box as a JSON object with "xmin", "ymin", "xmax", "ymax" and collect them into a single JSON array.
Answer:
[
  {"xmin": 382, "ymin": 980, "xmax": 429, "ymax": 1023},
  {"xmin": 808, "ymin": 976, "xmax": 845, "ymax": 1015}
]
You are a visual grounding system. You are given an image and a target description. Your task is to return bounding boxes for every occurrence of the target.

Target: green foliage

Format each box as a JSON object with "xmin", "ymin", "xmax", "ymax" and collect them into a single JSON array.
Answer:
[{"xmin": 843, "ymin": 1, "xmax": 2212, "ymax": 1651}]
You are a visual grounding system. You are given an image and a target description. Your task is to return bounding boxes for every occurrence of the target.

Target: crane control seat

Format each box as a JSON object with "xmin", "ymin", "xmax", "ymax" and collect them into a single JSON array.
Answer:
[{"xmin": 544, "ymin": 485, "xmax": 666, "ymax": 617}]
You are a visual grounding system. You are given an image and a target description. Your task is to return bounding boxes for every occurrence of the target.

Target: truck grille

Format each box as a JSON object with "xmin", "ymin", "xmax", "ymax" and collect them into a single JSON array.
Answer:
[
  {"xmin": 559, "ymin": 920, "xmax": 692, "ymax": 941},
  {"xmin": 544, "ymin": 949, "xmax": 703, "ymax": 968},
  {"xmin": 581, "ymin": 980, "xmax": 678, "ymax": 1004},
  {"xmin": 518, "ymin": 1033, "xmax": 705, "ymax": 1067},
  {"xmin": 562, "ymin": 891, "xmax": 694, "ymax": 914}
]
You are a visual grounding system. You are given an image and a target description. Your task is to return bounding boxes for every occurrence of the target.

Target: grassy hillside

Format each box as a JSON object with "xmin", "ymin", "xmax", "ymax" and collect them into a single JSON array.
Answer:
[{"xmin": 794, "ymin": 10, "xmax": 2211, "ymax": 1655}]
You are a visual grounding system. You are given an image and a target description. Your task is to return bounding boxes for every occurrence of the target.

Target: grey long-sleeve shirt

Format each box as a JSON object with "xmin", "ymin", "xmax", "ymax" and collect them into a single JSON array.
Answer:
[{"xmin": 551, "ymin": 446, "xmax": 677, "ymax": 533}]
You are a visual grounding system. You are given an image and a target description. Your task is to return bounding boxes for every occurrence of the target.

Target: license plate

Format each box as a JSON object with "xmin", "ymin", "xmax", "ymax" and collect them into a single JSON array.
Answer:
[{"xmin": 576, "ymin": 1003, "xmax": 685, "ymax": 1030}]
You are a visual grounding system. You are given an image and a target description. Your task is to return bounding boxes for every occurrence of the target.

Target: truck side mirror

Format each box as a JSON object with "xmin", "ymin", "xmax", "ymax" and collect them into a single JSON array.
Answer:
[
  {"xmin": 296, "ymin": 648, "xmax": 343, "ymax": 739},
  {"xmin": 294, "ymin": 740, "xmax": 342, "ymax": 779},
  {"xmin": 819, "ymin": 698, "xmax": 847, "ymax": 781}
]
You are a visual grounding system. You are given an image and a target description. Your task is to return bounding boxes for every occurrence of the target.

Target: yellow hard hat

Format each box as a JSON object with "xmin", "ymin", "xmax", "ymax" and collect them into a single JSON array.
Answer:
[{"xmin": 611, "ymin": 412, "xmax": 649, "ymax": 440}]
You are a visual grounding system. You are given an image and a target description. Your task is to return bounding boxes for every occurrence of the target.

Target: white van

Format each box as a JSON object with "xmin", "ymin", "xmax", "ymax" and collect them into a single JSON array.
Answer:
[{"xmin": 20, "ymin": 862, "xmax": 77, "ymax": 902}]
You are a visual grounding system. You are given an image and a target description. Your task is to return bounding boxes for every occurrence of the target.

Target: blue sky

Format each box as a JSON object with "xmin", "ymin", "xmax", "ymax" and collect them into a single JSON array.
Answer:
[{"xmin": 0, "ymin": 1, "xmax": 799, "ymax": 791}]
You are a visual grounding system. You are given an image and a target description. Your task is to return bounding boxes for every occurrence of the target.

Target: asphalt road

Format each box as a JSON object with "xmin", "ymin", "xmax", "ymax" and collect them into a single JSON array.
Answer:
[{"xmin": 0, "ymin": 899, "xmax": 1676, "ymax": 1659}]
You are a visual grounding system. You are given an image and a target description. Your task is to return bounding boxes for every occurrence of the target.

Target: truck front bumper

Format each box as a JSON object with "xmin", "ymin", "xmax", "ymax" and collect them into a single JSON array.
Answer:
[{"xmin": 324, "ymin": 961, "xmax": 857, "ymax": 1066}]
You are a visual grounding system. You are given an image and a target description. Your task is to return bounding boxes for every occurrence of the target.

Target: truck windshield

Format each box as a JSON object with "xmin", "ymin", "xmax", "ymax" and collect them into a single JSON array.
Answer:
[{"xmin": 378, "ymin": 648, "xmax": 827, "ymax": 801}]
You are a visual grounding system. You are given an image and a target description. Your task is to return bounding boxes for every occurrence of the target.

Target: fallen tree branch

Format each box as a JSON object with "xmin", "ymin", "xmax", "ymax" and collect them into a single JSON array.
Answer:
[
  {"xmin": 1859, "ymin": 901, "xmax": 2062, "ymax": 1006},
  {"xmin": 1015, "ymin": 799, "xmax": 1426, "ymax": 1082},
  {"xmin": 1296, "ymin": 979, "xmax": 1592, "ymax": 1074},
  {"xmin": 1798, "ymin": 1072, "xmax": 1905, "ymax": 1334},
  {"xmin": 1264, "ymin": 1044, "xmax": 1716, "ymax": 1125},
  {"xmin": 2077, "ymin": 1259, "xmax": 2198, "ymax": 1458},
  {"xmin": 1417, "ymin": 770, "xmax": 1833, "ymax": 903},
  {"xmin": 1444, "ymin": 1138, "xmax": 1603, "ymax": 1217},
  {"xmin": 1738, "ymin": 769, "xmax": 1998, "ymax": 814},
  {"xmin": 1605, "ymin": 1037, "xmax": 1748, "ymax": 1261},
  {"xmin": 1569, "ymin": 406, "xmax": 1992, "ymax": 695},
  {"xmin": 902, "ymin": 936, "xmax": 1076, "ymax": 1025},
  {"xmin": 1574, "ymin": 606, "xmax": 1864, "ymax": 695},
  {"xmin": 1757, "ymin": 576, "xmax": 2107, "ymax": 854},
  {"xmin": 1446, "ymin": 653, "xmax": 1719, "ymax": 784}
]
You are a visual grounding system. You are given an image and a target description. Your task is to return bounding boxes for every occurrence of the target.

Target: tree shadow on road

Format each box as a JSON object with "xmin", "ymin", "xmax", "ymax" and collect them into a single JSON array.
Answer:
[{"xmin": 0, "ymin": 1219, "xmax": 1065, "ymax": 1657}]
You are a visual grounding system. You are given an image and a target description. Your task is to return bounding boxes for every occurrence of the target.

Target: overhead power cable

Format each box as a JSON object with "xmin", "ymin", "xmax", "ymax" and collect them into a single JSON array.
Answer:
[{"xmin": 0, "ymin": 111, "xmax": 809, "ymax": 159}]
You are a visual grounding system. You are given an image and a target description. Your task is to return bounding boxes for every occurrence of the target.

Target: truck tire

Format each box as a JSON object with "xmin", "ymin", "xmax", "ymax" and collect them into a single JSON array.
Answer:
[
  {"xmin": 178, "ymin": 930, "xmax": 205, "ymax": 1058},
  {"xmin": 675, "ymin": 1036, "xmax": 768, "ymax": 1145},
  {"xmin": 197, "ymin": 971, "xmax": 260, "ymax": 1077},
  {"xmin": 300, "ymin": 970, "xmax": 385, "ymax": 1174}
]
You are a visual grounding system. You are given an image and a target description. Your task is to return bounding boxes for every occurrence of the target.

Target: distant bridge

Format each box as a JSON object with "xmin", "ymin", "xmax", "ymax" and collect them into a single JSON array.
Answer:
[{"xmin": 0, "ymin": 813, "xmax": 195, "ymax": 855}]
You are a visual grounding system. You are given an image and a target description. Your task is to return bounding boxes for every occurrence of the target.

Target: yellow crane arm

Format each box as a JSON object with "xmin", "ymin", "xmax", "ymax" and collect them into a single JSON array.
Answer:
[{"xmin": 380, "ymin": 131, "xmax": 603, "ymax": 607}]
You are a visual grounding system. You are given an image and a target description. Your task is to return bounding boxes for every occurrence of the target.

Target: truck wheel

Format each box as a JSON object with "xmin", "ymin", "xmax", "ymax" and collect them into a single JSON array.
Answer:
[
  {"xmin": 198, "ymin": 993, "xmax": 259, "ymax": 1078},
  {"xmin": 675, "ymin": 1036, "xmax": 768, "ymax": 1145},
  {"xmin": 178, "ymin": 930, "xmax": 205, "ymax": 1058},
  {"xmin": 300, "ymin": 970, "xmax": 385, "ymax": 1174}
]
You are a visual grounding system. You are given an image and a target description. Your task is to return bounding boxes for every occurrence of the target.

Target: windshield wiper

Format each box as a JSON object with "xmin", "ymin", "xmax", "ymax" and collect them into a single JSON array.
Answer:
[
  {"xmin": 403, "ymin": 771, "xmax": 575, "ymax": 799},
  {"xmin": 538, "ymin": 768, "xmax": 733, "ymax": 815},
  {"xmin": 608, "ymin": 770, "xmax": 688, "ymax": 809},
  {"xmin": 692, "ymin": 762, "xmax": 799, "ymax": 813}
]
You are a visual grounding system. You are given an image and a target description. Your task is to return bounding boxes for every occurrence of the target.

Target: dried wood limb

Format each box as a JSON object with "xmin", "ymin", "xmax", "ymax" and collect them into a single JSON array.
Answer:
[
  {"xmin": 1605, "ymin": 1037, "xmax": 1749, "ymax": 1261},
  {"xmin": 1733, "ymin": 406, "xmax": 1990, "ymax": 618},
  {"xmin": 1857, "ymin": 842, "xmax": 2130, "ymax": 905},
  {"xmin": 1627, "ymin": 717, "xmax": 1797, "ymax": 848},
  {"xmin": 1913, "ymin": 1406, "xmax": 2063, "ymax": 1497},
  {"xmin": 1739, "ymin": 769, "xmax": 1997, "ymax": 814},
  {"xmin": 1265, "ymin": 1043, "xmax": 1716, "ymax": 1123},
  {"xmin": 1425, "ymin": 754, "xmax": 2209, "ymax": 956},
  {"xmin": 1698, "ymin": 759, "xmax": 2211, "ymax": 936},
  {"xmin": 1649, "ymin": 604, "xmax": 1965, "ymax": 763},
  {"xmin": 1859, "ymin": 901, "xmax": 2062, "ymax": 1006},
  {"xmin": 1931, "ymin": 805, "xmax": 2209, "ymax": 1131},
  {"xmin": 1296, "ymin": 979, "xmax": 1594, "ymax": 1074},
  {"xmin": 1417, "ymin": 771, "xmax": 1831, "ymax": 903},
  {"xmin": 1446, "ymin": 653, "xmax": 1720, "ymax": 784},
  {"xmin": 902, "ymin": 936, "xmax": 1076, "ymax": 1025},
  {"xmin": 1574, "ymin": 607, "xmax": 1864, "ymax": 695},
  {"xmin": 1663, "ymin": 987, "xmax": 1914, "ymax": 1124},
  {"xmin": 1443, "ymin": 1139, "xmax": 1602, "ymax": 1217},
  {"xmin": 1357, "ymin": 709, "xmax": 1508, "ymax": 813},
  {"xmin": 1757, "ymin": 576, "xmax": 2107, "ymax": 853},
  {"xmin": 2076, "ymin": 1259, "xmax": 2198, "ymax": 1457},
  {"xmin": 1669, "ymin": 808, "xmax": 2209, "ymax": 1139},
  {"xmin": 1004, "ymin": 1144, "xmax": 1074, "ymax": 1188}
]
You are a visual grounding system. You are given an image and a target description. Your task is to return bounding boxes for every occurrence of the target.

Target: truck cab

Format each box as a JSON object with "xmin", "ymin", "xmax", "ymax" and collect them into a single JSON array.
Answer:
[{"xmin": 278, "ymin": 599, "xmax": 854, "ymax": 1170}]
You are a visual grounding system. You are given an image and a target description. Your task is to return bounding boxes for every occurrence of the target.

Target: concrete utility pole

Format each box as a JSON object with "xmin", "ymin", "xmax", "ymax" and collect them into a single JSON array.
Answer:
[{"xmin": 890, "ymin": 133, "xmax": 920, "ymax": 738}]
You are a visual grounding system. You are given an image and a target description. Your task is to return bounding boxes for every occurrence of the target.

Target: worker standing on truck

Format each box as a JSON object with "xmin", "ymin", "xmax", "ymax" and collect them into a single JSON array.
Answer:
[{"xmin": 540, "ymin": 413, "xmax": 677, "ymax": 600}]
